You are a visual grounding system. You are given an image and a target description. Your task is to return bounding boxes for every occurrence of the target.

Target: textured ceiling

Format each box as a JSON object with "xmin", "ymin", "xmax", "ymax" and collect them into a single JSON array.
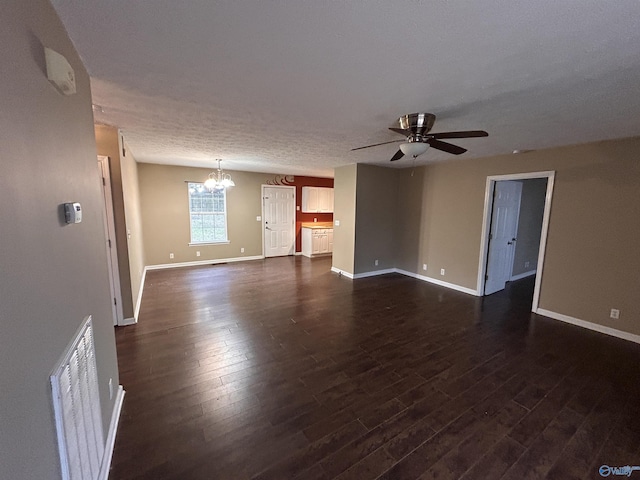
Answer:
[{"xmin": 51, "ymin": 0, "xmax": 640, "ymax": 177}]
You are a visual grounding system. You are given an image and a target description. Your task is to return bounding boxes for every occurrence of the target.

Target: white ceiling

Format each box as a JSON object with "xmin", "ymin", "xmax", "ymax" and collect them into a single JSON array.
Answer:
[{"xmin": 51, "ymin": 0, "xmax": 640, "ymax": 177}]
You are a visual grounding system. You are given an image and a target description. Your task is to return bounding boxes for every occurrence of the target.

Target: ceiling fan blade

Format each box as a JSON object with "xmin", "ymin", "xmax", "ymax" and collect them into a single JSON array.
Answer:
[
  {"xmin": 390, "ymin": 149, "xmax": 405, "ymax": 162},
  {"xmin": 427, "ymin": 138, "xmax": 467, "ymax": 155},
  {"xmin": 388, "ymin": 127, "xmax": 410, "ymax": 136},
  {"xmin": 351, "ymin": 139, "xmax": 403, "ymax": 151},
  {"xmin": 429, "ymin": 130, "xmax": 488, "ymax": 139}
]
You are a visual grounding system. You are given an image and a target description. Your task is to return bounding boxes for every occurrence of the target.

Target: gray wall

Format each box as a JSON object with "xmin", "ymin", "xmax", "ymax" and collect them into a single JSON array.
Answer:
[
  {"xmin": 354, "ymin": 164, "xmax": 399, "ymax": 274},
  {"xmin": 512, "ymin": 178, "xmax": 547, "ymax": 277},
  {"xmin": 0, "ymin": 1, "xmax": 120, "ymax": 478},
  {"xmin": 396, "ymin": 167, "xmax": 427, "ymax": 273}
]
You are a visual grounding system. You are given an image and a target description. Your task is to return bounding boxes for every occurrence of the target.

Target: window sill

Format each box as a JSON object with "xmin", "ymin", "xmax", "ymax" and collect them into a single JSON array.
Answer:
[{"xmin": 189, "ymin": 241, "xmax": 230, "ymax": 246}]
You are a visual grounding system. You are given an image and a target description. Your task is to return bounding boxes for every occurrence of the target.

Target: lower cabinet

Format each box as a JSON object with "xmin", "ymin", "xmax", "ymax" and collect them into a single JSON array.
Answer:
[{"xmin": 302, "ymin": 228, "xmax": 333, "ymax": 258}]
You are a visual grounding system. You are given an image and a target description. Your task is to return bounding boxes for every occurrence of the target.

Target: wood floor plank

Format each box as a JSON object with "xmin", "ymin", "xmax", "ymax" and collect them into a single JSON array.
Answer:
[{"xmin": 108, "ymin": 257, "xmax": 640, "ymax": 480}]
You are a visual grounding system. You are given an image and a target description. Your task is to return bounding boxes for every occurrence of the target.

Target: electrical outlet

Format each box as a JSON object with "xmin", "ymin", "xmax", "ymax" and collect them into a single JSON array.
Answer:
[
  {"xmin": 525, "ymin": 261, "xmax": 530, "ymax": 268},
  {"xmin": 108, "ymin": 378, "xmax": 113, "ymax": 400},
  {"xmin": 440, "ymin": 268, "xmax": 445, "ymax": 276},
  {"xmin": 610, "ymin": 308, "xmax": 620, "ymax": 319},
  {"xmin": 241, "ymin": 247, "xmax": 245, "ymax": 253},
  {"xmin": 423, "ymin": 264, "xmax": 427, "ymax": 271},
  {"xmin": 375, "ymin": 259, "xmax": 379, "ymax": 266},
  {"xmin": 169, "ymin": 253, "xmax": 174, "ymax": 259},
  {"xmin": 196, "ymin": 251, "xmax": 200, "ymax": 257},
  {"xmin": 314, "ymin": 218, "xmax": 318, "ymax": 222}
]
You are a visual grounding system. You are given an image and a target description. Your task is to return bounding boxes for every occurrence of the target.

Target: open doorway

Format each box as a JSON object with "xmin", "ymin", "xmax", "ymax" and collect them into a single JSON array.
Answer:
[{"xmin": 476, "ymin": 171, "xmax": 555, "ymax": 313}]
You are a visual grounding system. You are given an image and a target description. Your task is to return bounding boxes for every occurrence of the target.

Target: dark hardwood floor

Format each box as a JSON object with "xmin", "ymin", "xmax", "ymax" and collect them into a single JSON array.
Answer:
[{"xmin": 110, "ymin": 256, "xmax": 640, "ymax": 480}]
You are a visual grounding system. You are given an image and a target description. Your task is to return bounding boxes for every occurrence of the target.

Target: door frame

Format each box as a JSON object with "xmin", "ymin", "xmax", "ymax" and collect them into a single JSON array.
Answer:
[
  {"xmin": 261, "ymin": 185, "xmax": 296, "ymax": 257},
  {"xmin": 98, "ymin": 156, "xmax": 124, "ymax": 325},
  {"xmin": 476, "ymin": 171, "xmax": 555, "ymax": 312}
]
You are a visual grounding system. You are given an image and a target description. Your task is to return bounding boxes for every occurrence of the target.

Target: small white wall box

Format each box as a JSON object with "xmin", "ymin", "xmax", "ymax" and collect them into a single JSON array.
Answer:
[
  {"xmin": 45, "ymin": 47, "xmax": 76, "ymax": 95},
  {"xmin": 64, "ymin": 203, "xmax": 82, "ymax": 224}
]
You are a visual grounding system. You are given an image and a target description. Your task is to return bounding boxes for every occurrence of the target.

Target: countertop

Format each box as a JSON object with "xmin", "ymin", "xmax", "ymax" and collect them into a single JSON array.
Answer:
[{"xmin": 301, "ymin": 222, "xmax": 334, "ymax": 230}]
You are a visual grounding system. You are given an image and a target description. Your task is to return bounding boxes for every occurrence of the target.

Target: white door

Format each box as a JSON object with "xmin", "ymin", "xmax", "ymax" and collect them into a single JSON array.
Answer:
[
  {"xmin": 263, "ymin": 186, "xmax": 295, "ymax": 257},
  {"xmin": 97, "ymin": 156, "xmax": 124, "ymax": 325},
  {"xmin": 485, "ymin": 180, "xmax": 522, "ymax": 295}
]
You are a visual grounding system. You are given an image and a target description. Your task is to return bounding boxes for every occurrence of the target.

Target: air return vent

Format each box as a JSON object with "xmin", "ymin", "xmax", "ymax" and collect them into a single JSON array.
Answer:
[{"xmin": 50, "ymin": 316, "xmax": 104, "ymax": 480}]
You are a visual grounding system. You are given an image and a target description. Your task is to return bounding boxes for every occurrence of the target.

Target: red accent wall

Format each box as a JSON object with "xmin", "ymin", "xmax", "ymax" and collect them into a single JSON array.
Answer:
[{"xmin": 293, "ymin": 176, "xmax": 334, "ymax": 252}]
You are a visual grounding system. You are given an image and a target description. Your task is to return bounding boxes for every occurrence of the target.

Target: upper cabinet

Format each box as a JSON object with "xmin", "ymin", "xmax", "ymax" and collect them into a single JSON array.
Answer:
[{"xmin": 302, "ymin": 187, "xmax": 334, "ymax": 213}]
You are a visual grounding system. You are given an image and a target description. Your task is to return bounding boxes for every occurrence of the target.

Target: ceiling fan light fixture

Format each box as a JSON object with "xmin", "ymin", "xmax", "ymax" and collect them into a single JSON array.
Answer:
[{"xmin": 399, "ymin": 142, "xmax": 429, "ymax": 158}]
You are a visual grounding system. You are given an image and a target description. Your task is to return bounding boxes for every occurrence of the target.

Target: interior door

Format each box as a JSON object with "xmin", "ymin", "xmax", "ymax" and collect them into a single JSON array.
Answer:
[
  {"xmin": 263, "ymin": 186, "xmax": 295, "ymax": 257},
  {"xmin": 97, "ymin": 156, "xmax": 124, "ymax": 325},
  {"xmin": 485, "ymin": 180, "xmax": 522, "ymax": 295}
]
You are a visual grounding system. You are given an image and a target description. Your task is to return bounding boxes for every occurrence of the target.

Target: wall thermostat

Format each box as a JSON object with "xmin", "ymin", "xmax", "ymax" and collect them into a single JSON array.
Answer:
[{"xmin": 64, "ymin": 202, "xmax": 82, "ymax": 224}]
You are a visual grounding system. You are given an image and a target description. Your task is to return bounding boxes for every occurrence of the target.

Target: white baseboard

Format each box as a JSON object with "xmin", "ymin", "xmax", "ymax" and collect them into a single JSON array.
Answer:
[
  {"xmin": 510, "ymin": 269, "xmax": 537, "ymax": 281},
  {"xmin": 132, "ymin": 266, "xmax": 147, "ymax": 322},
  {"xmin": 119, "ymin": 317, "xmax": 136, "ymax": 326},
  {"xmin": 294, "ymin": 251, "xmax": 303, "ymax": 256},
  {"xmin": 330, "ymin": 266, "xmax": 354, "ymax": 279},
  {"xmin": 330, "ymin": 266, "xmax": 478, "ymax": 296},
  {"xmin": 396, "ymin": 269, "xmax": 479, "ymax": 296},
  {"xmin": 146, "ymin": 255, "xmax": 264, "ymax": 271},
  {"xmin": 536, "ymin": 308, "xmax": 640, "ymax": 345},
  {"xmin": 353, "ymin": 268, "xmax": 396, "ymax": 279},
  {"xmin": 99, "ymin": 385, "xmax": 125, "ymax": 480}
]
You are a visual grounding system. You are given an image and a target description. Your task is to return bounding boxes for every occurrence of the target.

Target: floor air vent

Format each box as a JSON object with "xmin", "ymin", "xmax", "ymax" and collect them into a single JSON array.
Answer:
[{"xmin": 50, "ymin": 316, "xmax": 105, "ymax": 480}]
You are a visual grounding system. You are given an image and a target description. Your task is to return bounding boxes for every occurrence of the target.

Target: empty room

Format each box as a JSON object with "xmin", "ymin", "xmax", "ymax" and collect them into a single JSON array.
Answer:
[{"xmin": 2, "ymin": 1, "xmax": 640, "ymax": 480}]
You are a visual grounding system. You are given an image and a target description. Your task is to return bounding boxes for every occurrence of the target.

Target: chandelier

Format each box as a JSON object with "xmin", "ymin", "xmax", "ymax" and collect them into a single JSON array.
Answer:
[{"xmin": 204, "ymin": 159, "xmax": 235, "ymax": 191}]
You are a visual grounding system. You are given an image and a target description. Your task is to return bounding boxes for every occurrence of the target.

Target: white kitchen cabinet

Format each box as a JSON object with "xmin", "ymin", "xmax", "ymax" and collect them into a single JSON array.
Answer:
[
  {"xmin": 301, "ymin": 187, "xmax": 334, "ymax": 213},
  {"xmin": 301, "ymin": 227, "xmax": 334, "ymax": 258}
]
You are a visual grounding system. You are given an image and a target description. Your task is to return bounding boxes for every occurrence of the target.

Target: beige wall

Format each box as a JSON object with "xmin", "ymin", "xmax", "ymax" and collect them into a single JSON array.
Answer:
[
  {"xmin": 119, "ymin": 140, "xmax": 145, "ymax": 316},
  {"xmin": 0, "ymin": 1, "xmax": 120, "ymax": 477},
  {"xmin": 396, "ymin": 167, "xmax": 428, "ymax": 273},
  {"xmin": 331, "ymin": 164, "xmax": 357, "ymax": 274},
  {"xmin": 395, "ymin": 136, "xmax": 640, "ymax": 336},
  {"xmin": 512, "ymin": 178, "xmax": 547, "ymax": 276},
  {"xmin": 354, "ymin": 164, "xmax": 399, "ymax": 274},
  {"xmin": 139, "ymin": 163, "xmax": 277, "ymax": 265},
  {"xmin": 95, "ymin": 124, "xmax": 134, "ymax": 317}
]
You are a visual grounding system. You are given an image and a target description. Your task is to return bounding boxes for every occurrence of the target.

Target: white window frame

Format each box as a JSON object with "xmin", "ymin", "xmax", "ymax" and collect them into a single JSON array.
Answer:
[{"xmin": 187, "ymin": 182, "xmax": 229, "ymax": 245}]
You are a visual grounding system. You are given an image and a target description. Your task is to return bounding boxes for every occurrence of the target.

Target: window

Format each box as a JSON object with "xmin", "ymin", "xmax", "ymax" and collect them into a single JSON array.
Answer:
[{"xmin": 188, "ymin": 183, "xmax": 228, "ymax": 244}]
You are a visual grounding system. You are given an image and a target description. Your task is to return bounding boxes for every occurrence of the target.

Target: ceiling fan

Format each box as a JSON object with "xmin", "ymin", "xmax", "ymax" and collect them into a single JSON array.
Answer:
[{"xmin": 352, "ymin": 113, "xmax": 488, "ymax": 162}]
